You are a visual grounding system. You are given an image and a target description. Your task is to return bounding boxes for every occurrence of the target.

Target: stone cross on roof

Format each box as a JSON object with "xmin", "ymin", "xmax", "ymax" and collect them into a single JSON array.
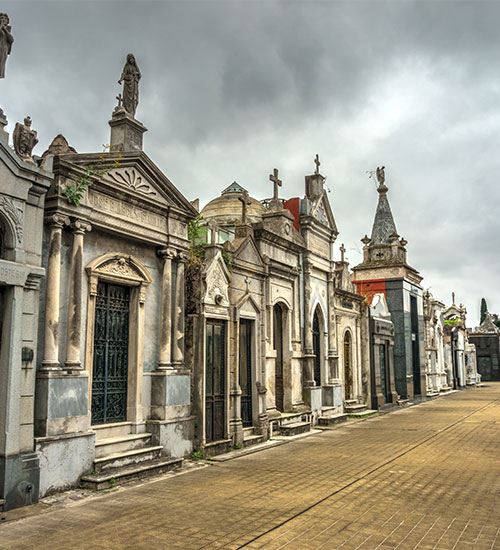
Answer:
[
  {"xmin": 207, "ymin": 220, "xmax": 217, "ymax": 246},
  {"xmin": 340, "ymin": 243, "xmax": 346, "ymax": 262},
  {"xmin": 314, "ymin": 154, "xmax": 320, "ymax": 175},
  {"xmin": 269, "ymin": 168, "xmax": 282, "ymax": 201},
  {"xmin": 238, "ymin": 190, "xmax": 251, "ymax": 225}
]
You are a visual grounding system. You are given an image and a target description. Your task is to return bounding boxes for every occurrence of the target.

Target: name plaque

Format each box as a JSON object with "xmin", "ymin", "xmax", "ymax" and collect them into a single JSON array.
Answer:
[{"xmin": 89, "ymin": 190, "xmax": 166, "ymax": 231}]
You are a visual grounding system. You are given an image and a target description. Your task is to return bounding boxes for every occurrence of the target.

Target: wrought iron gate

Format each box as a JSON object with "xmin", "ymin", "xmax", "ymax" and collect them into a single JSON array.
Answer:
[
  {"xmin": 313, "ymin": 312, "xmax": 321, "ymax": 386},
  {"xmin": 344, "ymin": 333, "xmax": 353, "ymax": 400},
  {"xmin": 273, "ymin": 304, "xmax": 284, "ymax": 412},
  {"xmin": 91, "ymin": 282, "xmax": 130, "ymax": 425},
  {"xmin": 239, "ymin": 319, "xmax": 253, "ymax": 427},
  {"xmin": 206, "ymin": 320, "xmax": 225, "ymax": 442}
]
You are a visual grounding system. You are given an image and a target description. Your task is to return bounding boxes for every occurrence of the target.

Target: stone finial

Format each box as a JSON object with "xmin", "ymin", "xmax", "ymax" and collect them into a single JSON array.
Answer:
[
  {"xmin": 0, "ymin": 13, "xmax": 14, "ymax": 79},
  {"xmin": 361, "ymin": 235, "xmax": 371, "ymax": 246},
  {"xmin": 42, "ymin": 134, "xmax": 77, "ymax": 157},
  {"xmin": 13, "ymin": 116, "xmax": 38, "ymax": 163},
  {"xmin": 118, "ymin": 53, "xmax": 141, "ymax": 118}
]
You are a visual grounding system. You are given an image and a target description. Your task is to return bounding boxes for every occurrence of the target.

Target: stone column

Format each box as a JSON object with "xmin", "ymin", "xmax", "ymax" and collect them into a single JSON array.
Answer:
[
  {"xmin": 172, "ymin": 252, "xmax": 186, "ymax": 365},
  {"xmin": 302, "ymin": 257, "xmax": 315, "ymax": 386},
  {"xmin": 65, "ymin": 220, "xmax": 91, "ymax": 373},
  {"xmin": 41, "ymin": 214, "xmax": 69, "ymax": 371},
  {"xmin": 157, "ymin": 247, "xmax": 175, "ymax": 369},
  {"xmin": 327, "ymin": 270, "xmax": 336, "ymax": 382}
]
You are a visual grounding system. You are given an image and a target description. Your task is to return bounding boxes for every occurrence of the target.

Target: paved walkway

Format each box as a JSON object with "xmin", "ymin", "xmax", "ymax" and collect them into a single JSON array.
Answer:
[{"xmin": 2, "ymin": 385, "xmax": 500, "ymax": 550}]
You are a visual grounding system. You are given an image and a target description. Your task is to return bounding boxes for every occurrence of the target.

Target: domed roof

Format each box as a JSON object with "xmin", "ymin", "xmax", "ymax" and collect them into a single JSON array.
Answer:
[{"xmin": 201, "ymin": 181, "xmax": 266, "ymax": 225}]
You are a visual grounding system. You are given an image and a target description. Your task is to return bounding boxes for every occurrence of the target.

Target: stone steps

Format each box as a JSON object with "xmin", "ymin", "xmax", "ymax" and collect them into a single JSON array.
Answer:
[
  {"xmin": 94, "ymin": 445, "xmax": 163, "ymax": 472},
  {"xmin": 348, "ymin": 409, "xmax": 379, "ymax": 418},
  {"xmin": 95, "ymin": 433, "xmax": 153, "ymax": 459},
  {"xmin": 318, "ymin": 413, "xmax": 348, "ymax": 426},
  {"xmin": 280, "ymin": 421, "xmax": 311, "ymax": 436},
  {"xmin": 243, "ymin": 434, "xmax": 265, "ymax": 448},
  {"xmin": 344, "ymin": 403, "xmax": 368, "ymax": 413},
  {"xmin": 93, "ymin": 421, "xmax": 134, "ymax": 440},
  {"xmin": 203, "ymin": 438, "xmax": 232, "ymax": 457},
  {"xmin": 81, "ymin": 456, "xmax": 183, "ymax": 491}
]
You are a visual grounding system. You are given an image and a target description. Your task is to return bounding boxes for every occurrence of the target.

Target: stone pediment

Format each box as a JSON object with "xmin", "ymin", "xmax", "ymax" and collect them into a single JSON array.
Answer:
[
  {"xmin": 256, "ymin": 209, "xmax": 306, "ymax": 251},
  {"xmin": 203, "ymin": 251, "xmax": 230, "ymax": 307},
  {"xmin": 309, "ymin": 192, "xmax": 338, "ymax": 234},
  {"xmin": 105, "ymin": 166, "xmax": 162, "ymax": 201},
  {"xmin": 67, "ymin": 151, "xmax": 198, "ymax": 217},
  {"xmin": 334, "ymin": 261, "xmax": 355, "ymax": 293},
  {"xmin": 233, "ymin": 236, "xmax": 265, "ymax": 269},
  {"xmin": 476, "ymin": 312, "xmax": 500, "ymax": 334}
]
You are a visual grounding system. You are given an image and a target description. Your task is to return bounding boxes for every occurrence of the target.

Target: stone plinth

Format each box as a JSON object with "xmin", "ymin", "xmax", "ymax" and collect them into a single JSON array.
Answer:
[{"xmin": 109, "ymin": 109, "xmax": 147, "ymax": 152}]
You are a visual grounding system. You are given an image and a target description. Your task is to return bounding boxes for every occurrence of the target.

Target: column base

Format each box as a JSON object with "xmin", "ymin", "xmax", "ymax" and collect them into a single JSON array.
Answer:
[
  {"xmin": 64, "ymin": 361, "xmax": 82, "ymax": 374},
  {"xmin": 40, "ymin": 361, "xmax": 62, "ymax": 372}
]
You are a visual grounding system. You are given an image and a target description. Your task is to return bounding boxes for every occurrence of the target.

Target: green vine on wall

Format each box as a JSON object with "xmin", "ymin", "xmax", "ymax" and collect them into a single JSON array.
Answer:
[{"xmin": 63, "ymin": 145, "xmax": 122, "ymax": 206}]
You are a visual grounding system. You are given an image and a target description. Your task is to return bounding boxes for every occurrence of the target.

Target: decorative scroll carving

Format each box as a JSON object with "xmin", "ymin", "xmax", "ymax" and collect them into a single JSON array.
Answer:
[
  {"xmin": 86, "ymin": 253, "xmax": 153, "ymax": 289},
  {"xmin": 100, "ymin": 257, "xmax": 138, "ymax": 278},
  {"xmin": 108, "ymin": 168, "xmax": 157, "ymax": 196},
  {"xmin": 0, "ymin": 195, "xmax": 23, "ymax": 244},
  {"xmin": 205, "ymin": 262, "xmax": 229, "ymax": 306}
]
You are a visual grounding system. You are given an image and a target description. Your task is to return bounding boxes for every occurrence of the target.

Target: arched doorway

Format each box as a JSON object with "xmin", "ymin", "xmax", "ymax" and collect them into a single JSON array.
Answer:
[
  {"xmin": 344, "ymin": 331, "xmax": 353, "ymax": 400},
  {"xmin": 312, "ymin": 308, "xmax": 322, "ymax": 387},
  {"xmin": 273, "ymin": 303, "xmax": 285, "ymax": 412}
]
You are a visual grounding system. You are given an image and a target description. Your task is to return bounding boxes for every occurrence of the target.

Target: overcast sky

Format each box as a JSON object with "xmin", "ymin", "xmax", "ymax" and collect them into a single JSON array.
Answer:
[{"xmin": 2, "ymin": 0, "xmax": 498, "ymax": 326}]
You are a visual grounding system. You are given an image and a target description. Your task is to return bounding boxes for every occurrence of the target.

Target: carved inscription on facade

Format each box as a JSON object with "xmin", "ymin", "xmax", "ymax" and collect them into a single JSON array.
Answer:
[{"xmin": 88, "ymin": 190, "xmax": 166, "ymax": 230}]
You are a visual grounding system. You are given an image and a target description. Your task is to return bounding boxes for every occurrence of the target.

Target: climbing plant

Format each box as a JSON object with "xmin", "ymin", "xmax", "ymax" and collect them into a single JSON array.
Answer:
[{"xmin": 63, "ymin": 145, "xmax": 122, "ymax": 206}]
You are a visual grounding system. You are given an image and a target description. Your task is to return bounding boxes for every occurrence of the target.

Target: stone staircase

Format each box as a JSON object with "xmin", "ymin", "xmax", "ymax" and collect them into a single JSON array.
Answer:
[
  {"xmin": 318, "ymin": 407, "xmax": 348, "ymax": 426},
  {"xmin": 242, "ymin": 426, "xmax": 265, "ymax": 448},
  {"xmin": 269, "ymin": 412, "xmax": 311, "ymax": 437},
  {"xmin": 81, "ymin": 421, "xmax": 182, "ymax": 490},
  {"xmin": 344, "ymin": 399, "xmax": 377, "ymax": 418}
]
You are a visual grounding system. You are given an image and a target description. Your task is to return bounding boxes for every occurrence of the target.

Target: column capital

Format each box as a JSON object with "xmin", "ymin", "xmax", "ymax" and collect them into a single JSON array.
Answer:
[
  {"xmin": 176, "ymin": 251, "xmax": 188, "ymax": 264},
  {"xmin": 158, "ymin": 247, "xmax": 176, "ymax": 260},
  {"xmin": 45, "ymin": 213, "xmax": 70, "ymax": 228},
  {"xmin": 72, "ymin": 219, "xmax": 92, "ymax": 235}
]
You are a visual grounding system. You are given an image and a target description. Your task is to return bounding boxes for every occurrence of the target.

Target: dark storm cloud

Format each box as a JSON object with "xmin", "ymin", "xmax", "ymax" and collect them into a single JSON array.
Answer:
[{"xmin": 2, "ymin": 0, "xmax": 499, "ymax": 324}]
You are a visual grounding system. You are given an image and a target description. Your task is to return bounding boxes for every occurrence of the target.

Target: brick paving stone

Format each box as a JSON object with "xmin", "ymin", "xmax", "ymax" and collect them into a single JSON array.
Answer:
[{"xmin": 1, "ymin": 386, "xmax": 500, "ymax": 549}]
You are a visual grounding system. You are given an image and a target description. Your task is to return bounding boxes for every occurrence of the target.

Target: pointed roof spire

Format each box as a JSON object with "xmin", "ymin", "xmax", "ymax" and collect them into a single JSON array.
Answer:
[
  {"xmin": 370, "ymin": 167, "xmax": 398, "ymax": 244},
  {"xmin": 221, "ymin": 181, "xmax": 245, "ymax": 195}
]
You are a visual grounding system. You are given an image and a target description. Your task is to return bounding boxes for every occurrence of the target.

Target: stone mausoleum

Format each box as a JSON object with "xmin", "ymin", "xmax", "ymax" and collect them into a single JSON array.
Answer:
[{"xmin": 352, "ymin": 168, "xmax": 426, "ymax": 401}]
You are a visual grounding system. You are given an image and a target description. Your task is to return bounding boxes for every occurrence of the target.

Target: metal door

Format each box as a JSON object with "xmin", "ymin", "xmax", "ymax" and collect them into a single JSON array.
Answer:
[
  {"xmin": 273, "ymin": 304, "xmax": 284, "ymax": 412},
  {"xmin": 91, "ymin": 282, "xmax": 130, "ymax": 424},
  {"xmin": 410, "ymin": 296, "xmax": 421, "ymax": 395},
  {"xmin": 313, "ymin": 311, "xmax": 321, "ymax": 386},
  {"xmin": 239, "ymin": 319, "xmax": 253, "ymax": 427},
  {"xmin": 344, "ymin": 333, "xmax": 353, "ymax": 400},
  {"xmin": 379, "ymin": 343, "xmax": 392, "ymax": 402},
  {"xmin": 206, "ymin": 320, "xmax": 225, "ymax": 442}
]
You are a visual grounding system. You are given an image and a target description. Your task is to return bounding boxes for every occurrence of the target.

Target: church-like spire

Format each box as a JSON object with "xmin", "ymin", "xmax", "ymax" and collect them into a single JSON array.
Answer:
[{"xmin": 370, "ymin": 167, "xmax": 398, "ymax": 244}]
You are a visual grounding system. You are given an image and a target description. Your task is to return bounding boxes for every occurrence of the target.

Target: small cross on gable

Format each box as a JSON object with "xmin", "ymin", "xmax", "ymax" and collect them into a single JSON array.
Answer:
[
  {"xmin": 207, "ymin": 220, "xmax": 217, "ymax": 246},
  {"xmin": 238, "ymin": 190, "xmax": 251, "ymax": 225},
  {"xmin": 340, "ymin": 243, "xmax": 346, "ymax": 262},
  {"xmin": 314, "ymin": 154, "xmax": 320, "ymax": 175},
  {"xmin": 269, "ymin": 168, "xmax": 282, "ymax": 201}
]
